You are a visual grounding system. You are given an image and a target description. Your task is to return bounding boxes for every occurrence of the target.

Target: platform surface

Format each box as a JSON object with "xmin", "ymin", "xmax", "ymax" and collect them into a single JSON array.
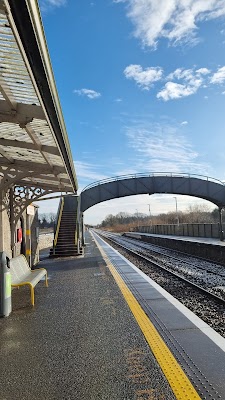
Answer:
[
  {"xmin": 0, "ymin": 231, "xmax": 175, "ymax": 400},
  {"xmin": 1, "ymin": 230, "xmax": 225, "ymax": 399},
  {"xmin": 92, "ymin": 231, "xmax": 225, "ymax": 399}
]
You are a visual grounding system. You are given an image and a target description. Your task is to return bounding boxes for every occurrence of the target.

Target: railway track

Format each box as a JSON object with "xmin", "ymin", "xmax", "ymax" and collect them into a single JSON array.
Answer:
[{"xmin": 95, "ymin": 230, "xmax": 225, "ymax": 337}]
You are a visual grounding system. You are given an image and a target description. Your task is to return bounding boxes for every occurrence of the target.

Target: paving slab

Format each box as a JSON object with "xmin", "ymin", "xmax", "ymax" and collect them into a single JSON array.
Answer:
[{"xmin": 0, "ymin": 231, "xmax": 175, "ymax": 400}]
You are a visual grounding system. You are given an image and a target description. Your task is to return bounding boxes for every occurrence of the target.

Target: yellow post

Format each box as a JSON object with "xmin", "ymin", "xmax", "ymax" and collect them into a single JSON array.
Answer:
[{"xmin": 26, "ymin": 213, "xmax": 31, "ymax": 268}]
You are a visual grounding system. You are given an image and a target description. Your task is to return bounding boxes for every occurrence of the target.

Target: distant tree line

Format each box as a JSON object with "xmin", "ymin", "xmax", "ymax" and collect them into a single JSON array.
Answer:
[
  {"xmin": 98, "ymin": 204, "xmax": 221, "ymax": 232},
  {"xmin": 39, "ymin": 213, "xmax": 56, "ymax": 229}
]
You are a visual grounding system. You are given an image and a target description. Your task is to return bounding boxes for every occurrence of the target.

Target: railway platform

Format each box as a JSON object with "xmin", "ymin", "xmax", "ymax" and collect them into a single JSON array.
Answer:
[
  {"xmin": 125, "ymin": 232, "xmax": 225, "ymax": 246},
  {"xmin": 0, "ymin": 230, "xmax": 225, "ymax": 399},
  {"xmin": 125, "ymin": 232, "xmax": 225, "ymax": 263}
]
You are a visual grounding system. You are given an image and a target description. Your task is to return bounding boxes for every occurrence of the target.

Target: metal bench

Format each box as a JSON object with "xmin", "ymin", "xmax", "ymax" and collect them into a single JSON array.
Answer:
[{"xmin": 10, "ymin": 255, "xmax": 48, "ymax": 306}]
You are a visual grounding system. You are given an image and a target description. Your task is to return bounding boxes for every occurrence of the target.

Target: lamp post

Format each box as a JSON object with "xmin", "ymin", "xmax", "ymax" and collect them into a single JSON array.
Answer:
[
  {"xmin": 173, "ymin": 197, "xmax": 179, "ymax": 226},
  {"xmin": 148, "ymin": 203, "xmax": 152, "ymax": 224},
  {"xmin": 136, "ymin": 209, "xmax": 139, "ymax": 230}
]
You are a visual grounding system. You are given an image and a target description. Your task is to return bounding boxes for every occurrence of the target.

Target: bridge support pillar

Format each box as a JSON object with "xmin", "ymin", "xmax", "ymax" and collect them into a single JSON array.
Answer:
[{"xmin": 219, "ymin": 207, "xmax": 224, "ymax": 241}]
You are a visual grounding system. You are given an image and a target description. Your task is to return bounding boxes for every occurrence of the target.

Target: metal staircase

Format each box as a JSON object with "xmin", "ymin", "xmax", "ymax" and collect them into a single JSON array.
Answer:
[{"xmin": 51, "ymin": 196, "xmax": 82, "ymax": 257}]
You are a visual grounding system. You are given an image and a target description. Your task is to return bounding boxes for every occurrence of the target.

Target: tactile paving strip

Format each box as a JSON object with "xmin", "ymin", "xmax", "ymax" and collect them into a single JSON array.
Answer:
[{"xmin": 93, "ymin": 232, "xmax": 223, "ymax": 400}]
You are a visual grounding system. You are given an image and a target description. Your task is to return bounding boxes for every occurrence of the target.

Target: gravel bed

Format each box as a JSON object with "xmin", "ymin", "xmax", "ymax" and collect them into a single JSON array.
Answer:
[
  {"xmin": 106, "ymin": 233, "xmax": 225, "ymax": 299},
  {"xmin": 99, "ymin": 232, "xmax": 225, "ymax": 338}
]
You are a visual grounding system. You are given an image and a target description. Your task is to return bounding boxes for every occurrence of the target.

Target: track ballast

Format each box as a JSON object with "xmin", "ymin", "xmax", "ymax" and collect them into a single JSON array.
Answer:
[{"xmin": 97, "ymin": 230, "xmax": 225, "ymax": 337}]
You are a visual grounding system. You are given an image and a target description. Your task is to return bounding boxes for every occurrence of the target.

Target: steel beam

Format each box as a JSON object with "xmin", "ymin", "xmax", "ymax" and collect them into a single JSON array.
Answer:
[
  {"xmin": 0, "ymin": 100, "xmax": 45, "ymax": 124},
  {"xmin": 81, "ymin": 175, "xmax": 225, "ymax": 212},
  {"xmin": 0, "ymin": 138, "xmax": 59, "ymax": 156}
]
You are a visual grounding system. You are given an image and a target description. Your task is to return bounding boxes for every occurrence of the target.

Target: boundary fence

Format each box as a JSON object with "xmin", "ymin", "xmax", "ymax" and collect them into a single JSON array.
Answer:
[{"xmin": 135, "ymin": 223, "xmax": 224, "ymax": 239}]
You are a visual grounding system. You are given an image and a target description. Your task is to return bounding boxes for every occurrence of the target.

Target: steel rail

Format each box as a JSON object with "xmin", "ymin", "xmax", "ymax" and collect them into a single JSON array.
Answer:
[
  {"xmin": 120, "ymin": 236, "xmax": 225, "ymax": 278},
  {"xmin": 123, "ymin": 234, "xmax": 225, "ymax": 267},
  {"xmin": 98, "ymin": 231, "xmax": 225, "ymax": 306}
]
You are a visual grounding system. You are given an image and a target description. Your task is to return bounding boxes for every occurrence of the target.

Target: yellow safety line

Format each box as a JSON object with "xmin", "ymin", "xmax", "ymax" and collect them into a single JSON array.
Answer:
[
  {"xmin": 54, "ymin": 197, "xmax": 64, "ymax": 247},
  {"xmin": 93, "ymin": 235, "xmax": 201, "ymax": 400}
]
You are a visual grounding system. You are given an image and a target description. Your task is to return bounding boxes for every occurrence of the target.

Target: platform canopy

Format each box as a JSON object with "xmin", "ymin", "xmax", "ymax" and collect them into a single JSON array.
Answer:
[{"xmin": 0, "ymin": 0, "xmax": 78, "ymax": 200}]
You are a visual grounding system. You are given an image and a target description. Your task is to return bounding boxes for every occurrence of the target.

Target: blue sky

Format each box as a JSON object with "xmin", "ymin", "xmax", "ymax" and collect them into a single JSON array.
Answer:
[{"xmin": 38, "ymin": 0, "xmax": 225, "ymax": 224}]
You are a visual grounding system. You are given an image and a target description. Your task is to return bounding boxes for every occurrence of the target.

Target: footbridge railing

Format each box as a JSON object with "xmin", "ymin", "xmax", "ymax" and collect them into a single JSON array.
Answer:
[{"xmin": 80, "ymin": 172, "xmax": 225, "ymax": 212}]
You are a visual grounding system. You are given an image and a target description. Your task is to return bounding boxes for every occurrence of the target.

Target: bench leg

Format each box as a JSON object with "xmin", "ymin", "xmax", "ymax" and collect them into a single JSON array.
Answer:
[
  {"xmin": 28, "ymin": 284, "xmax": 35, "ymax": 306},
  {"xmin": 45, "ymin": 272, "xmax": 48, "ymax": 287}
]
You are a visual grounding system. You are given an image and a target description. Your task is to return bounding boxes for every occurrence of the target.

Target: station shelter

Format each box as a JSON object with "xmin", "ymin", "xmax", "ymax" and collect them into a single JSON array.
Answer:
[{"xmin": 0, "ymin": 0, "xmax": 78, "ymax": 264}]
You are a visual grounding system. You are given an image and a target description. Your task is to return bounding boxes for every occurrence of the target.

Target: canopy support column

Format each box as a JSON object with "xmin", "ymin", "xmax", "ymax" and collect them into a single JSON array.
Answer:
[
  {"xmin": 0, "ymin": 191, "xmax": 6, "ymax": 252},
  {"xmin": 26, "ymin": 212, "xmax": 31, "ymax": 267},
  {"xmin": 9, "ymin": 187, "xmax": 16, "ymax": 257}
]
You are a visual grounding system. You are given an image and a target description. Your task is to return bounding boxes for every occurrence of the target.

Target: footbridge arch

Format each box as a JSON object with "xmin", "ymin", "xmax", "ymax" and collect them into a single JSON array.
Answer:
[{"xmin": 80, "ymin": 173, "xmax": 225, "ymax": 212}]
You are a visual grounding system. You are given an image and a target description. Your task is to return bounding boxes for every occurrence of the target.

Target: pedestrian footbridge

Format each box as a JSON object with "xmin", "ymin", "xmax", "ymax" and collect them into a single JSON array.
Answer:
[{"xmin": 80, "ymin": 173, "xmax": 225, "ymax": 212}]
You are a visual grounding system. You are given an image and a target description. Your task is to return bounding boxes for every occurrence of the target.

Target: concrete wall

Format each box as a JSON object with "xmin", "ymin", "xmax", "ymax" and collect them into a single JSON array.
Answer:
[{"xmin": 125, "ymin": 232, "xmax": 225, "ymax": 264}]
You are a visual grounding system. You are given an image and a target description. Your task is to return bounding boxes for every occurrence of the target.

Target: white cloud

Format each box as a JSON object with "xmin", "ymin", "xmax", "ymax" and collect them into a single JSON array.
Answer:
[
  {"xmin": 114, "ymin": 0, "xmax": 225, "ymax": 49},
  {"xmin": 210, "ymin": 66, "xmax": 225, "ymax": 84},
  {"xmin": 76, "ymin": 117, "xmax": 212, "ymax": 224},
  {"xmin": 75, "ymin": 161, "xmax": 109, "ymax": 192},
  {"xmin": 124, "ymin": 64, "xmax": 163, "ymax": 90},
  {"xmin": 196, "ymin": 68, "xmax": 211, "ymax": 75},
  {"xmin": 47, "ymin": 0, "xmax": 66, "ymax": 5},
  {"xmin": 159, "ymin": 67, "xmax": 212, "ymax": 101},
  {"xmin": 222, "ymin": 91, "xmax": 225, "ymax": 94},
  {"xmin": 168, "ymin": 67, "xmax": 211, "ymax": 81},
  {"xmin": 74, "ymin": 88, "xmax": 101, "ymax": 99},
  {"xmin": 123, "ymin": 64, "xmax": 225, "ymax": 100},
  {"xmin": 40, "ymin": 0, "xmax": 66, "ymax": 11},
  {"xmin": 115, "ymin": 98, "xmax": 123, "ymax": 102},
  {"xmin": 157, "ymin": 81, "xmax": 200, "ymax": 101},
  {"xmin": 167, "ymin": 68, "xmax": 193, "ymax": 81},
  {"xmin": 181, "ymin": 121, "xmax": 188, "ymax": 125},
  {"xmin": 124, "ymin": 121, "xmax": 210, "ymax": 174}
]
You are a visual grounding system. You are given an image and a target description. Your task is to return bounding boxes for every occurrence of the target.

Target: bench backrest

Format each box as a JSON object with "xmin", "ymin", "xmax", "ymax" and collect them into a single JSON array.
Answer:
[{"xmin": 10, "ymin": 255, "xmax": 31, "ymax": 284}]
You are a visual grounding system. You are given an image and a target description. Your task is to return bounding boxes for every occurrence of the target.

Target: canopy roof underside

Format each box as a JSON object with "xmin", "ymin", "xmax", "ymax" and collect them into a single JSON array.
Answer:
[{"xmin": 0, "ymin": 0, "xmax": 78, "ymax": 195}]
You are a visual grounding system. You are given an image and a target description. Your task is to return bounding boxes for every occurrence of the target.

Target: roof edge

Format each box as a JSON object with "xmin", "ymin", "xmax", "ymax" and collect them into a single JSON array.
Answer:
[{"xmin": 6, "ymin": 0, "xmax": 78, "ymax": 192}]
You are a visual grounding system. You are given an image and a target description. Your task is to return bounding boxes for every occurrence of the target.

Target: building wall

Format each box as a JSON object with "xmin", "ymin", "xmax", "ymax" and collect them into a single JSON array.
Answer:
[{"xmin": 0, "ymin": 197, "xmax": 39, "ymax": 265}]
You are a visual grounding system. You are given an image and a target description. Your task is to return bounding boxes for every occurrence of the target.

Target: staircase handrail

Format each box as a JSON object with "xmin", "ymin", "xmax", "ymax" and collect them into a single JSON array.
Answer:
[{"xmin": 54, "ymin": 197, "xmax": 64, "ymax": 248}]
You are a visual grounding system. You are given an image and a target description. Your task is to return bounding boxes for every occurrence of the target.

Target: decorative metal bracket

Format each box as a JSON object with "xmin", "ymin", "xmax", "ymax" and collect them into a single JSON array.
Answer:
[
  {"xmin": 11, "ymin": 184, "xmax": 54, "ymax": 227},
  {"xmin": 1, "ymin": 188, "xmax": 10, "ymax": 218},
  {"xmin": 0, "ymin": 166, "xmax": 29, "ymax": 193}
]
